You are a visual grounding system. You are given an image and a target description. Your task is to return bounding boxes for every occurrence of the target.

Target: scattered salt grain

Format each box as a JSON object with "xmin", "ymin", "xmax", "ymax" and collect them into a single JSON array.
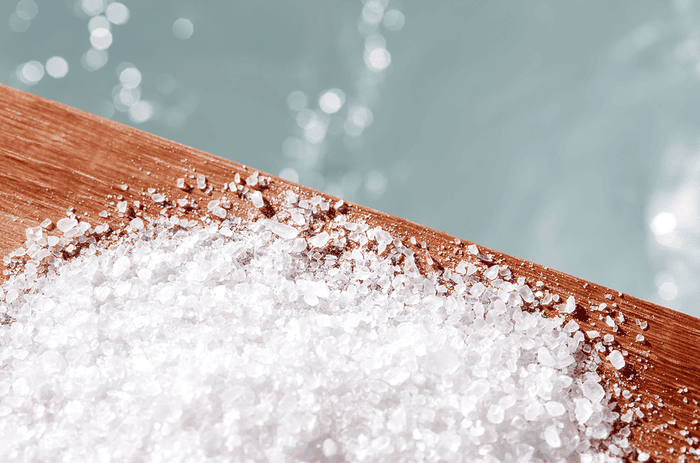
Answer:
[
  {"xmin": 565, "ymin": 295, "xmax": 576, "ymax": 313},
  {"xmin": 196, "ymin": 173, "xmax": 207, "ymax": 190},
  {"xmin": 129, "ymin": 217, "xmax": 144, "ymax": 230},
  {"xmin": 56, "ymin": 217, "xmax": 77, "ymax": 233},
  {"xmin": 467, "ymin": 244, "xmax": 478, "ymax": 255},
  {"xmin": 250, "ymin": 190, "xmax": 264, "ymax": 208},
  {"xmin": 116, "ymin": 201, "xmax": 128, "ymax": 213},
  {"xmin": 637, "ymin": 452, "xmax": 650, "ymax": 461},
  {"xmin": 176, "ymin": 178, "xmax": 186, "ymax": 189},
  {"xmin": 582, "ymin": 378, "xmax": 606, "ymax": 404},
  {"xmin": 309, "ymin": 231, "xmax": 330, "ymax": 248},
  {"xmin": 265, "ymin": 220, "xmax": 297, "ymax": 239},
  {"xmin": 608, "ymin": 350, "xmax": 625, "ymax": 370},
  {"xmin": 246, "ymin": 171, "xmax": 259, "ymax": 186}
]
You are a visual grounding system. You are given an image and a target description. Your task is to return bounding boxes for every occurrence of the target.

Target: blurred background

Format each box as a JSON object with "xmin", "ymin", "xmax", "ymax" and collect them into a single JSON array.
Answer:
[{"xmin": 2, "ymin": 0, "xmax": 700, "ymax": 317}]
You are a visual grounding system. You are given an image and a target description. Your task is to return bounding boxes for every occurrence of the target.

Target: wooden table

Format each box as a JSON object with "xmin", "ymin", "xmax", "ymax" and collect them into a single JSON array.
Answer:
[{"xmin": 1, "ymin": 84, "xmax": 698, "ymax": 461}]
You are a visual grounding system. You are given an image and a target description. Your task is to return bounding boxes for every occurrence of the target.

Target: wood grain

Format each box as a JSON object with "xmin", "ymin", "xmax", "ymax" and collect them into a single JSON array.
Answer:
[{"xmin": 1, "ymin": 83, "xmax": 699, "ymax": 461}]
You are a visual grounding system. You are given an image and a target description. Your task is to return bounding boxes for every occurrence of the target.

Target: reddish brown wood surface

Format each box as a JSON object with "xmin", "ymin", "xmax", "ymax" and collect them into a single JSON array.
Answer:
[{"xmin": 1, "ymin": 84, "xmax": 699, "ymax": 461}]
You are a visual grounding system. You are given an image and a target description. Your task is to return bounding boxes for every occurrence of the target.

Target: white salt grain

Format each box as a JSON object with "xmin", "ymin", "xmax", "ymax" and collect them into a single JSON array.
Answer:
[
  {"xmin": 582, "ymin": 378, "xmax": 606, "ymax": 404},
  {"xmin": 322, "ymin": 438, "xmax": 338, "ymax": 457},
  {"xmin": 56, "ymin": 217, "xmax": 77, "ymax": 233},
  {"xmin": 309, "ymin": 231, "xmax": 330, "ymax": 248},
  {"xmin": 130, "ymin": 217, "xmax": 144, "ymax": 230},
  {"xmin": 565, "ymin": 295, "xmax": 576, "ymax": 313},
  {"xmin": 116, "ymin": 200, "xmax": 128, "ymax": 213},
  {"xmin": 250, "ymin": 190, "xmax": 264, "ymax": 208},
  {"xmin": 608, "ymin": 350, "xmax": 625, "ymax": 370},
  {"xmin": 196, "ymin": 173, "xmax": 207, "ymax": 190},
  {"xmin": 544, "ymin": 425, "xmax": 561, "ymax": 448},
  {"xmin": 265, "ymin": 220, "xmax": 297, "ymax": 239}
]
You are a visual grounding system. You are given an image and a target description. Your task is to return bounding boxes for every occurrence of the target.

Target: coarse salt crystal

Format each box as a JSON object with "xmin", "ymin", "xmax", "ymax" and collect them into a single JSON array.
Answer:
[
  {"xmin": 265, "ymin": 220, "xmax": 297, "ymax": 239},
  {"xmin": 564, "ymin": 295, "xmax": 576, "ymax": 313},
  {"xmin": 250, "ymin": 191, "xmax": 264, "ymax": 208},
  {"xmin": 582, "ymin": 378, "xmax": 605, "ymax": 404},
  {"xmin": 197, "ymin": 174, "xmax": 207, "ymax": 190},
  {"xmin": 176, "ymin": 178, "xmax": 186, "ymax": 189},
  {"xmin": 246, "ymin": 171, "xmax": 259, "ymax": 186},
  {"xmin": 130, "ymin": 218, "xmax": 144, "ymax": 230},
  {"xmin": 484, "ymin": 266, "xmax": 499, "ymax": 280},
  {"xmin": 467, "ymin": 244, "xmax": 478, "ymax": 255},
  {"xmin": 116, "ymin": 201, "xmax": 128, "ymax": 213},
  {"xmin": 309, "ymin": 232, "xmax": 330, "ymax": 248},
  {"xmin": 608, "ymin": 350, "xmax": 625, "ymax": 370},
  {"xmin": 56, "ymin": 217, "xmax": 78, "ymax": 233}
]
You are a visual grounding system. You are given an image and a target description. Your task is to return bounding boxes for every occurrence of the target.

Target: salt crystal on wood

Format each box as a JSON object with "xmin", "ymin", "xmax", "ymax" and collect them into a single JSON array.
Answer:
[{"xmin": 608, "ymin": 350, "xmax": 625, "ymax": 370}]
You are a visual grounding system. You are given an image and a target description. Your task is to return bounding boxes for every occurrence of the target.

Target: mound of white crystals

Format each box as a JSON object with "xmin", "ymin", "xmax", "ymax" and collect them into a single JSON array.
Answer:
[{"xmin": 0, "ymin": 197, "xmax": 627, "ymax": 462}]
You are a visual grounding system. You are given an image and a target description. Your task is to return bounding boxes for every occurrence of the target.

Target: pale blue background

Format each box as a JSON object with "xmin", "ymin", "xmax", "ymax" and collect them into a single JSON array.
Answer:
[{"xmin": 3, "ymin": 0, "xmax": 700, "ymax": 317}]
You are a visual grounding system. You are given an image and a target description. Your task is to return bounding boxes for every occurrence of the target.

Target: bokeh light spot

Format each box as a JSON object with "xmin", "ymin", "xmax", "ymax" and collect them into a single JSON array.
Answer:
[
  {"xmin": 295, "ymin": 109, "xmax": 315, "ymax": 128},
  {"xmin": 279, "ymin": 168, "xmax": 299, "ymax": 184},
  {"xmin": 383, "ymin": 9, "xmax": 405, "ymax": 31},
  {"xmin": 318, "ymin": 89, "xmax": 346, "ymax": 114},
  {"xmin": 9, "ymin": 12, "xmax": 30, "ymax": 32},
  {"xmin": 81, "ymin": 0, "xmax": 105, "ymax": 17},
  {"xmin": 90, "ymin": 28, "xmax": 113, "ymax": 50},
  {"xmin": 129, "ymin": 100, "xmax": 154, "ymax": 123},
  {"xmin": 365, "ymin": 47, "xmax": 391, "ymax": 71},
  {"xmin": 286, "ymin": 90, "xmax": 308, "ymax": 112},
  {"xmin": 16, "ymin": 0, "xmax": 38, "ymax": 20},
  {"xmin": 362, "ymin": 1, "xmax": 385, "ymax": 26},
  {"xmin": 46, "ymin": 56, "xmax": 69, "ymax": 78},
  {"xmin": 650, "ymin": 211, "xmax": 677, "ymax": 235},
  {"xmin": 172, "ymin": 18, "xmax": 194, "ymax": 40},
  {"xmin": 658, "ymin": 281, "xmax": 678, "ymax": 301},
  {"xmin": 18, "ymin": 61, "xmax": 44, "ymax": 85},
  {"xmin": 364, "ymin": 170, "xmax": 387, "ymax": 199},
  {"xmin": 117, "ymin": 86, "xmax": 141, "ymax": 108},
  {"xmin": 119, "ymin": 67, "xmax": 142, "ymax": 89},
  {"xmin": 105, "ymin": 2, "xmax": 129, "ymax": 25},
  {"xmin": 304, "ymin": 119, "xmax": 327, "ymax": 144},
  {"xmin": 88, "ymin": 15, "xmax": 110, "ymax": 33},
  {"xmin": 156, "ymin": 73, "xmax": 177, "ymax": 93},
  {"xmin": 82, "ymin": 48, "xmax": 108, "ymax": 71}
]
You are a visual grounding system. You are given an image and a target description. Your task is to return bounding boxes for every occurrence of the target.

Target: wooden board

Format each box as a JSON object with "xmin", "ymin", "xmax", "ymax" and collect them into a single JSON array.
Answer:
[{"xmin": 1, "ymin": 83, "xmax": 699, "ymax": 461}]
